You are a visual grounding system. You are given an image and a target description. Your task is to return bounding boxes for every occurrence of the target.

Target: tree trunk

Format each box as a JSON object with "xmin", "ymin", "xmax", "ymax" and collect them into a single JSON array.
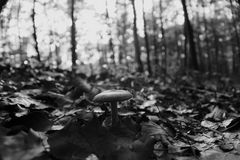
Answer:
[
  {"xmin": 70, "ymin": 0, "xmax": 77, "ymax": 72},
  {"xmin": 55, "ymin": 44, "xmax": 61, "ymax": 68},
  {"xmin": 183, "ymin": 22, "xmax": 188, "ymax": 68},
  {"xmin": 181, "ymin": 0, "xmax": 199, "ymax": 70},
  {"xmin": 109, "ymin": 37, "xmax": 115, "ymax": 65},
  {"xmin": 212, "ymin": 24, "xmax": 219, "ymax": 73},
  {"xmin": 116, "ymin": 0, "xmax": 128, "ymax": 65},
  {"xmin": 142, "ymin": 0, "xmax": 152, "ymax": 76},
  {"xmin": 230, "ymin": 0, "xmax": 240, "ymax": 74},
  {"xmin": 0, "ymin": 16, "xmax": 5, "ymax": 58},
  {"xmin": 0, "ymin": 0, "xmax": 8, "ymax": 13},
  {"xmin": 231, "ymin": 36, "xmax": 237, "ymax": 73},
  {"xmin": 175, "ymin": 31, "xmax": 182, "ymax": 68},
  {"xmin": 202, "ymin": 1, "xmax": 211, "ymax": 74},
  {"xmin": 0, "ymin": 4, "xmax": 12, "ymax": 59},
  {"xmin": 47, "ymin": 30, "xmax": 53, "ymax": 65},
  {"xmin": 131, "ymin": 0, "xmax": 143, "ymax": 72},
  {"xmin": 159, "ymin": 0, "xmax": 167, "ymax": 74},
  {"xmin": 196, "ymin": 9, "xmax": 204, "ymax": 71},
  {"xmin": 152, "ymin": 4, "xmax": 159, "ymax": 74},
  {"xmin": 17, "ymin": 0, "xmax": 23, "ymax": 62},
  {"xmin": 31, "ymin": 0, "xmax": 41, "ymax": 62},
  {"xmin": 105, "ymin": 0, "xmax": 115, "ymax": 65},
  {"xmin": 196, "ymin": 31, "xmax": 203, "ymax": 70}
]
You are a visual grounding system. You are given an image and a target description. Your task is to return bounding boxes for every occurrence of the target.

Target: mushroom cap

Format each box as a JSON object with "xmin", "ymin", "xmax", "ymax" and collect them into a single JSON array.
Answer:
[{"xmin": 93, "ymin": 90, "xmax": 132, "ymax": 102}]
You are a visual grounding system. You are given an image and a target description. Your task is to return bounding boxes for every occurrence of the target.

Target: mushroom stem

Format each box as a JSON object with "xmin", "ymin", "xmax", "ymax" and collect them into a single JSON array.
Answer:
[{"xmin": 111, "ymin": 101, "xmax": 118, "ymax": 127}]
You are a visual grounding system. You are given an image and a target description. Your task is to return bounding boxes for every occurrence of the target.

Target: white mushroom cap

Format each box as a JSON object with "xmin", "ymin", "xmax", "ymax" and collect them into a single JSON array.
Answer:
[{"xmin": 93, "ymin": 90, "xmax": 132, "ymax": 102}]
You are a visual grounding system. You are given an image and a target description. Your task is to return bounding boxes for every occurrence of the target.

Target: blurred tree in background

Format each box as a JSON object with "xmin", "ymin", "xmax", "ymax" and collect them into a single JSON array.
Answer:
[
  {"xmin": 0, "ymin": 0, "xmax": 8, "ymax": 13},
  {"xmin": 31, "ymin": 0, "xmax": 41, "ymax": 62},
  {"xmin": 0, "ymin": 0, "xmax": 239, "ymax": 77}
]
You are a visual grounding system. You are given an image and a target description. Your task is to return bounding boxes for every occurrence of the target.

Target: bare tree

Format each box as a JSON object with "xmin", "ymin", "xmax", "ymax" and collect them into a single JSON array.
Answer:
[
  {"xmin": 105, "ymin": 0, "xmax": 115, "ymax": 65},
  {"xmin": 211, "ymin": 19, "xmax": 220, "ymax": 73},
  {"xmin": 116, "ymin": 0, "xmax": 128, "ymax": 64},
  {"xmin": 130, "ymin": 0, "xmax": 143, "ymax": 72},
  {"xmin": 152, "ymin": 3, "xmax": 159, "ymax": 73},
  {"xmin": 142, "ymin": 0, "xmax": 152, "ymax": 76},
  {"xmin": 201, "ymin": 0, "xmax": 211, "ymax": 74},
  {"xmin": 70, "ymin": 0, "xmax": 77, "ymax": 72},
  {"xmin": 159, "ymin": 0, "xmax": 167, "ymax": 74},
  {"xmin": 195, "ymin": 4, "xmax": 204, "ymax": 71},
  {"xmin": 31, "ymin": 0, "xmax": 41, "ymax": 62},
  {"xmin": 17, "ymin": 0, "xmax": 23, "ymax": 62},
  {"xmin": 181, "ymin": 0, "xmax": 199, "ymax": 70},
  {"xmin": 0, "ymin": 2, "xmax": 13, "ymax": 59},
  {"xmin": 183, "ymin": 21, "xmax": 188, "ymax": 68},
  {"xmin": 229, "ymin": 0, "xmax": 240, "ymax": 74}
]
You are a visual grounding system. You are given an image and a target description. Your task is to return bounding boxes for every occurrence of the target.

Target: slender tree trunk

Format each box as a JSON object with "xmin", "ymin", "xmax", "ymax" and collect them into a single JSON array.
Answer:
[
  {"xmin": 152, "ymin": 3, "xmax": 159, "ymax": 75},
  {"xmin": 211, "ymin": 3, "xmax": 221, "ymax": 73},
  {"xmin": 105, "ymin": 0, "xmax": 115, "ymax": 65},
  {"xmin": 183, "ymin": 22, "xmax": 188, "ymax": 68},
  {"xmin": 121, "ymin": 34, "xmax": 127, "ymax": 65},
  {"xmin": 31, "ymin": 0, "xmax": 41, "ymax": 62},
  {"xmin": 118, "ymin": 33, "xmax": 127, "ymax": 65},
  {"xmin": 231, "ymin": 36, "xmax": 237, "ymax": 73},
  {"xmin": 202, "ymin": 1, "xmax": 211, "ymax": 74},
  {"xmin": 48, "ymin": 30, "xmax": 53, "ymax": 64},
  {"xmin": 196, "ymin": 9, "xmax": 204, "ymax": 71},
  {"xmin": 230, "ymin": 0, "xmax": 240, "ymax": 74},
  {"xmin": 70, "ymin": 0, "xmax": 77, "ymax": 72},
  {"xmin": 142, "ymin": 0, "xmax": 152, "ymax": 76},
  {"xmin": 17, "ymin": 0, "xmax": 24, "ymax": 62},
  {"xmin": 181, "ymin": 0, "xmax": 199, "ymax": 70},
  {"xmin": 122, "ymin": 0, "xmax": 128, "ymax": 67},
  {"xmin": 228, "ymin": 22, "xmax": 238, "ymax": 74},
  {"xmin": 212, "ymin": 24, "xmax": 219, "ymax": 73},
  {"xmin": 116, "ymin": 0, "xmax": 128, "ymax": 65},
  {"xmin": 55, "ymin": 44, "xmax": 61, "ymax": 68},
  {"xmin": 159, "ymin": 0, "xmax": 167, "ymax": 74},
  {"xmin": 116, "ymin": 0, "xmax": 122, "ymax": 64},
  {"xmin": 196, "ymin": 31, "xmax": 203, "ymax": 70},
  {"xmin": 0, "ymin": 16, "xmax": 5, "ymax": 58},
  {"xmin": 109, "ymin": 37, "xmax": 115, "ymax": 65},
  {"xmin": 175, "ymin": 31, "xmax": 181, "ymax": 67},
  {"xmin": 97, "ymin": 43, "xmax": 105, "ymax": 66},
  {"xmin": 131, "ymin": 0, "xmax": 143, "ymax": 72},
  {"xmin": 42, "ymin": 2, "xmax": 53, "ymax": 66},
  {"xmin": 0, "ymin": 4, "xmax": 12, "ymax": 59}
]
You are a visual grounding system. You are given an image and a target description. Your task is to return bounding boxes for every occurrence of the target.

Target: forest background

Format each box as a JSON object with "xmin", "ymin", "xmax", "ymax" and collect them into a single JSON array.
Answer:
[{"xmin": 0, "ymin": 0, "xmax": 239, "ymax": 78}]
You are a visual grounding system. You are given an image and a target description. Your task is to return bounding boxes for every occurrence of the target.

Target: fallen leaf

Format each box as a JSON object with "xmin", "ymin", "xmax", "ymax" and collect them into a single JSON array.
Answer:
[
  {"xmin": 0, "ymin": 130, "xmax": 44, "ymax": 160},
  {"xmin": 223, "ymin": 117, "xmax": 240, "ymax": 132}
]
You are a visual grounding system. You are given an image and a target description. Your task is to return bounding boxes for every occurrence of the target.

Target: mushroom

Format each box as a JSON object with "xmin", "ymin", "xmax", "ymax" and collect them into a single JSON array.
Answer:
[{"xmin": 93, "ymin": 90, "xmax": 132, "ymax": 127}]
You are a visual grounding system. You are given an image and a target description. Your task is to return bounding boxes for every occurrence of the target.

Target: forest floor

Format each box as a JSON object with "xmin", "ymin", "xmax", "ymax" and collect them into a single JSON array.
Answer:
[{"xmin": 1, "ymin": 64, "xmax": 240, "ymax": 160}]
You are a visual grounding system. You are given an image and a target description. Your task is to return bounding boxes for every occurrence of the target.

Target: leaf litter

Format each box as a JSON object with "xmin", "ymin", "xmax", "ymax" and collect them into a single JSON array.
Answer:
[{"xmin": 1, "ymin": 65, "xmax": 240, "ymax": 160}]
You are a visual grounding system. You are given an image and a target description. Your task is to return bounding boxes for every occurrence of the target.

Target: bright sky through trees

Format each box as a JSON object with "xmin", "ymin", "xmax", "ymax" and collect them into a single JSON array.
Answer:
[
  {"xmin": 2, "ymin": 0, "xmax": 185, "ymax": 65},
  {"xmin": 1, "ymin": 0, "xmax": 232, "ymax": 69}
]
